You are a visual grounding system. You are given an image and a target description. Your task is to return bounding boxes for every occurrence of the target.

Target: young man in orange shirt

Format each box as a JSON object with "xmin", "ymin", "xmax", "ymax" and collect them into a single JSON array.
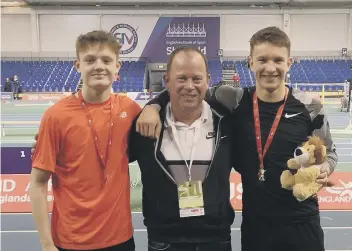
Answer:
[{"xmin": 30, "ymin": 30, "xmax": 141, "ymax": 251}]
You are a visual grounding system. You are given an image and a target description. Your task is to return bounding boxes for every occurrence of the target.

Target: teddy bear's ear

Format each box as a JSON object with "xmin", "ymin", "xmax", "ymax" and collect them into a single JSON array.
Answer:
[{"xmin": 314, "ymin": 144, "xmax": 326, "ymax": 164}]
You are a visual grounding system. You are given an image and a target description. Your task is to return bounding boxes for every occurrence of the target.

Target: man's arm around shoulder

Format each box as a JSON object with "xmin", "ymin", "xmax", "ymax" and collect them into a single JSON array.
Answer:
[
  {"xmin": 135, "ymin": 85, "xmax": 244, "ymax": 138},
  {"xmin": 205, "ymin": 84, "xmax": 244, "ymax": 115},
  {"xmin": 144, "ymin": 85, "xmax": 245, "ymax": 115}
]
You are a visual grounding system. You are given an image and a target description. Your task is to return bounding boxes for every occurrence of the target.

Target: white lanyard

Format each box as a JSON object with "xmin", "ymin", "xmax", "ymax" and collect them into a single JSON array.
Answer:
[{"xmin": 170, "ymin": 121, "xmax": 201, "ymax": 182}]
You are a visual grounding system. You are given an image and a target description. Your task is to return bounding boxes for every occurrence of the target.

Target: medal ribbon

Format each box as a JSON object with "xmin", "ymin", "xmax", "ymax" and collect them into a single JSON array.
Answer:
[
  {"xmin": 77, "ymin": 91, "xmax": 114, "ymax": 180},
  {"xmin": 252, "ymin": 88, "xmax": 288, "ymax": 180}
]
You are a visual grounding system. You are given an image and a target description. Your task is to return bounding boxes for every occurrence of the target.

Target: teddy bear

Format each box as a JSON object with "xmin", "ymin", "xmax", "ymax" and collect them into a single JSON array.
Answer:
[{"xmin": 280, "ymin": 136, "xmax": 327, "ymax": 202}]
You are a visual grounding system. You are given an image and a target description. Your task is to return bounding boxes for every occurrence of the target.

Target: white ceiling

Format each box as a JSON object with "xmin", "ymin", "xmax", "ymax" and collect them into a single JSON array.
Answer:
[{"xmin": 4, "ymin": 0, "xmax": 352, "ymax": 7}]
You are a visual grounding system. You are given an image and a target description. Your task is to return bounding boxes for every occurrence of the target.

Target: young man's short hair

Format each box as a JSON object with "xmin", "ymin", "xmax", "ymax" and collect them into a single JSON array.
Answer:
[
  {"xmin": 75, "ymin": 30, "xmax": 122, "ymax": 58},
  {"xmin": 166, "ymin": 47, "xmax": 209, "ymax": 74},
  {"xmin": 249, "ymin": 26, "xmax": 291, "ymax": 56}
]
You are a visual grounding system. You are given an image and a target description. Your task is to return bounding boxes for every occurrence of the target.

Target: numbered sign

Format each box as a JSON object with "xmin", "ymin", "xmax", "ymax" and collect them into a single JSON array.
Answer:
[{"xmin": 1, "ymin": 147, "xmax": 32, "ymax": 174}]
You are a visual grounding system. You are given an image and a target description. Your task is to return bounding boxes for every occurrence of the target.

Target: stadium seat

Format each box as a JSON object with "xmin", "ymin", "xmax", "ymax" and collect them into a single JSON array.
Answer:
[
  {"xmin": 227, "ymin": 59, "xmax": 352, "ymax": 90},
  {"xmin": 1, "ymin": 60, "xmax": 147, "ymax": 92},
  {"xmin": 1, "ymin": 59, "xmax": 351, "ymax": 93}
]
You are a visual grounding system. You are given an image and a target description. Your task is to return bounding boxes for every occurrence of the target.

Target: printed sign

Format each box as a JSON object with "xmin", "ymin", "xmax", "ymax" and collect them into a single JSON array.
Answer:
[
  {"xmin": 1, "ymin": 92, "xmax": 13, "ymax": 101},
  {"xmin": 1, "ymin": 147, "xmax": 32, "ymax": 174},
  {"xmin": 140, "ymin": 17, "xmax": 220, "ymax": 62},
  {"xmin": 21, "ymin": 93, "xmax": 68, "ymax": 101},
  {"xmin": 111, "ymin": 23, "xmax": 139, "ymax": 55},
  {"xmin": 127, "ymin": 92, "xmax": 159, "ymax": 101},
  {"xmin": 104, "ymin": 17, "xmax": 220, "ymax": 62},
  {"xmin": 316, "ymin": 173, "xmax": 352, "ymax": 209},
  {"xmin": 125, "ymin": 92, "xmax": 159, "ymax": 108},
  {"xmin": 1, "ymin": 172, "xmax": 351, "ymax": 213},
  {"xmin": 0, "ymin": 175, "xmax": 54, "ymax": 212},
  {"xmin": 229, "ymin": 172, "xmax": 352, "ymax": 210}
]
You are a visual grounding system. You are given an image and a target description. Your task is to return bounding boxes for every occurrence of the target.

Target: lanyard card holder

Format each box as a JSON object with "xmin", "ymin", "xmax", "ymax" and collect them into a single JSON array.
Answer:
[{"xmin": 177, "ymin": 180, "xmax": 205, "ymax": 218}]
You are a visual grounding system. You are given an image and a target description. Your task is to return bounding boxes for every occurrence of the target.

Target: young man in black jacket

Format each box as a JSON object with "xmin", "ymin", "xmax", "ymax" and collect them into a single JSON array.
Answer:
[
  {"xmin": 130, "ymin": 47, "xmax": 235, "ymax": 251},
  {"xmin": 137, "ymin": 27, "xmax": 337, "ymax": 251}
]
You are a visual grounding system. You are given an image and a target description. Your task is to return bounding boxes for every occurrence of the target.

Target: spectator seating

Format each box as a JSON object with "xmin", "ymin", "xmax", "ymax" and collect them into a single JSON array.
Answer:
[
  {"xmin": 112, "ymin": 61, "xmax": 146, "ymax": 92},
  {"xmin": 221, "ymin": 59, "xmax": 352, "ymax": 91},
  {"xmin": 209, "ymin": 60, "xmax": 223, "ymax": 85},
  {"xmin": 1, "ymin": 59, "xmax": 225, "ymax": 92},
  {"xmin": 1, "ymin": 60, "xmax": 147, "ymax": 92},
  {"xmin": 2, "ymin": 59, "xmax": 351, "ymax": 93}
]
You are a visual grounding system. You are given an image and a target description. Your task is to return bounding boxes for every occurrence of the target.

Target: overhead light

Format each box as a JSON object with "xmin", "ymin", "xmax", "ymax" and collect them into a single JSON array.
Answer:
[{"xmin": 1, "ymin": 1, "xmax": 28, "ymax": 7}]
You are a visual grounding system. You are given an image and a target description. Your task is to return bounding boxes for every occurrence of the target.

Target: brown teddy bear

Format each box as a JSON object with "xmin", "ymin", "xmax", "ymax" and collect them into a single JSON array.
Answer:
[{"xmin": 280, "ymin": 136, "xmax": 328, "ymax": 202}]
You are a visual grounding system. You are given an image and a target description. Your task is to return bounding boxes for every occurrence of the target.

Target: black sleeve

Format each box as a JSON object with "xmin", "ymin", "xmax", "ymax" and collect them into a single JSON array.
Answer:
[
  {"xmin": 205, "ymin": 86, "xmax": 232, "ymax": 116},
  {"xmin": 230, "ymin": 119, "xmax": 241, "ymax": 174},
  {"xmin": 145, "ymin": 85, "xmax": 244, "ymax": 115},
  {"xmin": 205, "ymin": 85, "xmax": 244, "ymax": 116},
  {"xmin": 227, "ymin": 112, "xmax": 247, "ymax": 174},
  {"xmin": 127, "ymin": 116, "xmax": 140, "ymax": 163},
  {"xmin": 146, "ymin": 89, "xmax": 170, "ymax": 110}
]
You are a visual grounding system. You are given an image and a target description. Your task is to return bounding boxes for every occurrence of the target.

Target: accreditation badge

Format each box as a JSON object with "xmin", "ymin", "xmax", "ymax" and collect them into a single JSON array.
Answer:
[{"xmin": 177, "ymin": 180, "xmax": 205, "ymax": 218}]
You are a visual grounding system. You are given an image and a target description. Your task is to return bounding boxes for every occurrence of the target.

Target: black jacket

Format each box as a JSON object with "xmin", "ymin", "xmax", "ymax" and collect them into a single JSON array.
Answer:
[
  {"xmin": 206, "ymin": 85, "xmax": 338, "ymax": 221},
  {"xmin": 129, "ymin": 102, "xmax": 235, "ymax": 243}
]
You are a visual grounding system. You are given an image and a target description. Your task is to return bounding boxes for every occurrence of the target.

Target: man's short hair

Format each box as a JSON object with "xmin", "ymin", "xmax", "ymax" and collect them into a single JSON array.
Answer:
[
  {"xmin": 250, "ymin": 26, "xmax": 291, "ymax": 56},
  {"xmin": 166, "ymin": 47, "xmax": 209, "ymax": 74},
  {"xmin": 75, "ymin": 30, "xmax": 121, "ymax": 59}
]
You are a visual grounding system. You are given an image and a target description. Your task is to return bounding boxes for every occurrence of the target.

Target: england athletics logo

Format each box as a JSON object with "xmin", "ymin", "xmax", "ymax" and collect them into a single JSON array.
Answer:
[{"xmin": 110, "ymin": 24, "xmax": 138, "ymax": 55}]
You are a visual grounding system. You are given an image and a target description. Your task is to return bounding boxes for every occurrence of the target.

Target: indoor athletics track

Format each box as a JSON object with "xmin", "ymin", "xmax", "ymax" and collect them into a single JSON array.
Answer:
[{"xmin": 1, "ymin": 99, "xmax": 351, "ymax": 251}]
